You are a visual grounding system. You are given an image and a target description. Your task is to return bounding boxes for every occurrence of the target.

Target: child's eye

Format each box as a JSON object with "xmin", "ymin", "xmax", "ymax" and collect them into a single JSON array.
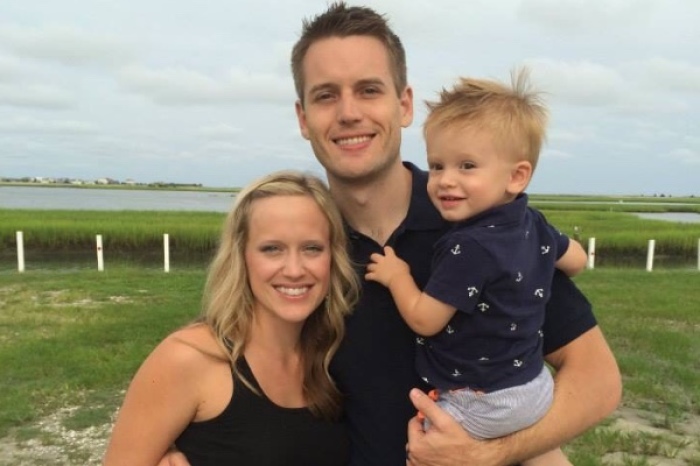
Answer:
[
  {"xmin": 428, "ymin": 163, "xmax": 443, "ymax": 171},
  {"xmin": 460, "ymin": 161, "xmax": 476, "ymax": 170}
]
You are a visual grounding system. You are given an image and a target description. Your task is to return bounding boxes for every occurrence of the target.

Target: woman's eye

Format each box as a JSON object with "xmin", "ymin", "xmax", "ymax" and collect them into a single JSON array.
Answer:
[{"xmin": 304, "ymin": 244, "xmax": 325, "ymax": 254}]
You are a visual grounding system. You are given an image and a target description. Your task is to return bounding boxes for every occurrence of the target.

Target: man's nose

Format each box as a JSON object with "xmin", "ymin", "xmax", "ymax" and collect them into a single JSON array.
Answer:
[{"xmin": 337, "ymin": 94, "xmax": 362, "ymax": 124}]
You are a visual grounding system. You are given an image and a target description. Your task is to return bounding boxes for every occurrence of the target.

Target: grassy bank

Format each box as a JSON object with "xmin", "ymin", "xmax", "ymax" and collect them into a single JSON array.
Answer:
[
  {"xmin": 4, "ymin": 206, "xmax": 700, "ymax": 266},
  {"xmin": 0, "ymin": 267, "xmax": 698, "ymax": 464}
]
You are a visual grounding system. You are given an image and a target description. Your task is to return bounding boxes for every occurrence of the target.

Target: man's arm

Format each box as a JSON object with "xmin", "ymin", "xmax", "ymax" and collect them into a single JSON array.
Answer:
[{"xmin": 406, "ymin": 326, "xmax": 621, "ymax": 465}]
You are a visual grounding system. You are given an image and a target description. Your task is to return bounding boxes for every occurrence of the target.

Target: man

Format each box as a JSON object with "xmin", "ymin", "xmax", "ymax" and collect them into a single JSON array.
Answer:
[
  {"xmin": 161, "ymin": 3, "xmax": 621, "ymax": 465},
  {"xmin": 291, "ymin": 3, "xmax": 619, "ymax": 465}
]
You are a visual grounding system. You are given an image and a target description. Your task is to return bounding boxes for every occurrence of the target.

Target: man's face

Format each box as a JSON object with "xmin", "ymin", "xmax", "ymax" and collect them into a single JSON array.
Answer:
[{"xmin": 295, "ymin": 35, "xmax": 413, "ymax": 185}]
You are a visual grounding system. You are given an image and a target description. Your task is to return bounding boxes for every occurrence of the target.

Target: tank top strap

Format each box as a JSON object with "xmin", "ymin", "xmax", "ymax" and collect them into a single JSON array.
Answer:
[{"xmin": 233, "ymin": 356, "xmax": 263, "ymax": 394}]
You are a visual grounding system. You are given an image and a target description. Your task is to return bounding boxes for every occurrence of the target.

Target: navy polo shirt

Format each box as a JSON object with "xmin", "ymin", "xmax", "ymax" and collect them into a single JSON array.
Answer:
[
  {"xmin": 330, "ymin": 162, "xmax": 597, "ymax": 466},
  {"xmin": 421, "ymin": 194, "xmax": 570, "ymax": 392}
]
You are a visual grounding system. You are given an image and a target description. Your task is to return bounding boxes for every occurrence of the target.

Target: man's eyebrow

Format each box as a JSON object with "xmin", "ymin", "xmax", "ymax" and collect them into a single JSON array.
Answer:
[{"xmin": 356, "ymin": 78, "xmax": 386, "ymax": 88}]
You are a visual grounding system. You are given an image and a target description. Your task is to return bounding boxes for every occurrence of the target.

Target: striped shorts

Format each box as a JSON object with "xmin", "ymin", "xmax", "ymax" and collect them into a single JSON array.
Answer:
[{"xmin": 428, "ymin": 365, "xmax": 554, "ymax": 439}]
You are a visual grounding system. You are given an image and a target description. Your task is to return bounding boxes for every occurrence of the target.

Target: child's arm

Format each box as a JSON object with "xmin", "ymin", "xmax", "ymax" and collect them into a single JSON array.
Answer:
[
  {"xmin": 366, "ymin": 246, "xmax": 456, "ymax": 336},
  {"xmin": 555, "ymin": 239, "xmax": 588, "ymax": 277}
]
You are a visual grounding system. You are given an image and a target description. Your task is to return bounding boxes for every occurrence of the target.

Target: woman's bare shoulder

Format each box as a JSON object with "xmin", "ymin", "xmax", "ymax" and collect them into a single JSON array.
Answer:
[{"xmin": 152, "ymin": 323, "xmax": 229, "ymax": 370}]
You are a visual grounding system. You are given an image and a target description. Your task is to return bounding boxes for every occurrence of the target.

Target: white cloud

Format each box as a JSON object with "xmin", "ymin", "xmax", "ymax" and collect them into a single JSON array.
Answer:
[
  {"xmin": 517, "ymin": 0, "xmax": 655, "ymax": 34},
  {"xmin": 0, "ymin": 116, "xmax": 98, "ymax": 134},
  {"xmin": 527, "ymin": 59, "xmax": 628, "ymax": 107},
  {"xmin": 0, "ymin": 25, "xmax": 134, "ymax": 68},
  {"xmin": 542, "ymin": 148, "xmax": 575, "ymax": 159},
  {"xmin": 0, "ymin": 83, "xmax": 75, "ymax": 109},
  {"xmin": 197, "ymin": 124, "xmax": 244, "ymax": 139},
  {"xmin": 118, "ymin": 65, "xmax": 293, "ymax": 106},
  {"xmin": 626, "ymin": 58, "xmax": 700, "ymax": 93},
  {"xmin": 662, "ymin": 148, "xmax": 700, "ymax": 165}
]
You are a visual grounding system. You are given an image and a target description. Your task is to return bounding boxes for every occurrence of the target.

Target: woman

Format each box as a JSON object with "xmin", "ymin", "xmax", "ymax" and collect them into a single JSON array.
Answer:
[{"xmin": 103, "ymin": 171, "xmax": 360, "ymax": 465}]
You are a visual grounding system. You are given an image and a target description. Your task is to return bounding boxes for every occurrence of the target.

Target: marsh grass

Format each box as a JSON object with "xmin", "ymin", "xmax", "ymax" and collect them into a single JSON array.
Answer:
[
  {"xmin": 3, "ymin": 201, "xmax": 700, "ymax": 265},
  {"xmin": 0, "ymin": 210, "xmax": 225, "ymax": 251}
]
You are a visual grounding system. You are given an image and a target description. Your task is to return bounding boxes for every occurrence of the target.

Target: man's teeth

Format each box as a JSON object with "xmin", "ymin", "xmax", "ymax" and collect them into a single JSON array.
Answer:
[
  {"xmin": 276, "ymin": 286, "xmax": 309, "ymax": 296},
  {"xmin": 336, "ymin": 136, "xmax": 371, "ymax": 145}
]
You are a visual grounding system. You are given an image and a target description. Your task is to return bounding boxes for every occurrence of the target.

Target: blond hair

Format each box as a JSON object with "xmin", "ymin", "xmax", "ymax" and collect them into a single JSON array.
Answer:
[
  {"xmin": 201, "ymin": 170, "xmax": 359, "ymax": 420},
  {"xmin": 424, "ymin": 67, "xmax": 548, "ymax": 170}
]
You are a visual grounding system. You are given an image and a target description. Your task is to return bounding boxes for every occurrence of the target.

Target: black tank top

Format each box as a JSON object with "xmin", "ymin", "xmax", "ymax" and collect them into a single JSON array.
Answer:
[{"xmin": 175, "ymin": 358, "xmax": 349, "ymax": 465}]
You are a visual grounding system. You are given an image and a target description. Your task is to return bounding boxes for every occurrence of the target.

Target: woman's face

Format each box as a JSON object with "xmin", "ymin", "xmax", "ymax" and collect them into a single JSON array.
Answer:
[{"xmin": 244, "ymin": 194, "xmax": 332, "ymax": 327}]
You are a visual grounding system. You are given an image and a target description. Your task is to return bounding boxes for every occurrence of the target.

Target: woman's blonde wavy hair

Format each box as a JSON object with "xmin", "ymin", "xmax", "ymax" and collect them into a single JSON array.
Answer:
[{"xmin": 201, "ymin": 170, "xmax": 359, "ymax": 420}]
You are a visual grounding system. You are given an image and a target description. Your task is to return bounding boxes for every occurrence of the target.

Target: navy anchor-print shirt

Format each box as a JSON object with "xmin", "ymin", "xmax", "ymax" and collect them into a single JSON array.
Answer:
[{"xmin": 420, "ymin": 194, "xmax": 570, "ymax": 392}]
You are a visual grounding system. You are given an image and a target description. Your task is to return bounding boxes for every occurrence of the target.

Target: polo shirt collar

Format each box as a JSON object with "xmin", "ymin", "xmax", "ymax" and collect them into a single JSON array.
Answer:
[
  {"xmin": 454, "ymin": 193, "xmax": 529, "ymax": 230},
  {"xmin": 402, "ymin": 161, "xmax": 445, "ymax": 232}
]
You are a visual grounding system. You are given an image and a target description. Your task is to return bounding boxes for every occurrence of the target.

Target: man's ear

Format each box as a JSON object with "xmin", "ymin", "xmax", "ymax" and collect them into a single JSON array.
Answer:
[
  {"xmin": 507, "ymin": 161, "xmax": 533, "ymax": 195},
  {"xmin": 399, "ymin": 85, "xmax": 414, "ymax": 128},
  {"xmin": 295, "ymin": 100, "xmax": 310, "ymax": 140}
]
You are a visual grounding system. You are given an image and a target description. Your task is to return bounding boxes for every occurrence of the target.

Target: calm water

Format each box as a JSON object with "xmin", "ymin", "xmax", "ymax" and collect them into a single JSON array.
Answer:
[
  {"xmin": 633, "ymin": 212, "xmax": 700, "ymax": 223},
  {"xmin": 0, "ymin": 186, "xmax": 235, "ymax": 212}
]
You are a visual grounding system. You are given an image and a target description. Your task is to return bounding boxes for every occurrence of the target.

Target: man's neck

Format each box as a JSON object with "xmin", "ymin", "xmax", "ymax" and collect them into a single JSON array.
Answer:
[{"xmin": 329, "ymin": 162, "xmax": 412, "ymax": 246}]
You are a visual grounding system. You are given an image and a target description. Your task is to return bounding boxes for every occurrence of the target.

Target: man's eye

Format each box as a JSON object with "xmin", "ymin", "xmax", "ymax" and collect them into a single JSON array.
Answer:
[{"xmin": 314, "ymin": 92, "xmax": 334, "ymax": 102}]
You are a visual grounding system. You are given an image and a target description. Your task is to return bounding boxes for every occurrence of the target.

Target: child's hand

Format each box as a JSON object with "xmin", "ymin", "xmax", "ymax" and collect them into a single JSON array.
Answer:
[{"xmin": 365, "ymin": 246, "xmax": 410, "ymax": 287}]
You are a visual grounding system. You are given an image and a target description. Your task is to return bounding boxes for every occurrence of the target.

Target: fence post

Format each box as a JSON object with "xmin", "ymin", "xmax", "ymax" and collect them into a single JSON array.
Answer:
[
  {"xmin": 96, "ymin": 234, "xmax": 104, "ymax": 272},
  {"xmin": 646, "ymin": 239, "xmax": 655, "ymax": 272},
  {"xmin": 697, "ymin": 238, "xmax": 699, "ymax": 271},
  {"xmin": 164, "ymin": 233, "xmax": 170, "ymax": 273},
  {"xmin": 587, "ymin": 237, "xmax": 596, "ymax": 270},
  {"xmin": 16, "ymin": 231, "xmax": 25, "ymax": 273}
]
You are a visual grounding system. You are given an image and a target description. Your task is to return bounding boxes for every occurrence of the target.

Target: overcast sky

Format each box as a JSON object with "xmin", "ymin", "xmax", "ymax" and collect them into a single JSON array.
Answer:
[{"xmin": 1, "ymin": 0, "xmax": 698, "ymax": 195}]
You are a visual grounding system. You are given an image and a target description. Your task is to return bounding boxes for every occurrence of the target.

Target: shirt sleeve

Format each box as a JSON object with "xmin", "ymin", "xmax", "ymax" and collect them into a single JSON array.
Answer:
[{"xmin": 423, "ymin": 236, "xmax": 493, "ymax": 314}]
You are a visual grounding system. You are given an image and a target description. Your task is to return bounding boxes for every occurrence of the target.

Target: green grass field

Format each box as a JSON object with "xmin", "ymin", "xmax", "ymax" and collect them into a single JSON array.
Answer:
[{"xmin": 0, "ymin": 266, "xmax": 698, "ymax": 464}]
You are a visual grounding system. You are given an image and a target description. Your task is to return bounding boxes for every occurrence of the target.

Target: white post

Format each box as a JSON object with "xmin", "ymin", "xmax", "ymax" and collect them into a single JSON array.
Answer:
[
  {"xmin": 16, "ymin": 231, "xmax": 25, "ymax": 273},
  {"xmin": 96, "ymin": 234, "xmax": 104, "ymax": 272},
  {"xmin": 163, "ymin": 233, "xmax": 170, "ymax": 273},
  {"xmin": 646, "ymin": 239, "xmax": 655, "ymax": 272},
  {"xmin": 587, "ymin": 237, "xmax": 596, "ymax": 270}
]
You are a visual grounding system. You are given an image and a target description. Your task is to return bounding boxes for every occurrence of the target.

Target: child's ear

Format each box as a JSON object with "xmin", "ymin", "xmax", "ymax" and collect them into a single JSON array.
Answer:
[{"xmin": 507, "ymin": 161, "xmax": 533, "ymax": 195}]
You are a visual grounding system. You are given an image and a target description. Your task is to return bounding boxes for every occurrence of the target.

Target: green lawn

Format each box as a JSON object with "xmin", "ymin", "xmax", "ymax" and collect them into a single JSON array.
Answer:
[{"xmin": 0, "ymin": 267, "xmax": 698, "ymax": 464}]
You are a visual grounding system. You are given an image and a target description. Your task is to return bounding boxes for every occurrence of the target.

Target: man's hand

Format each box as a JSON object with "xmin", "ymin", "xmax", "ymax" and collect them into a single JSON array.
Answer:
[
  {"xmin": 365, "ymin": 246, "xmax": 411, "ymax": 287},
  {"xmin": 156, "ymin": 450, "xmax": 191, "ymax": 466},
  {"xmin": 406, "ymin": 389, "xmax": 508, "ymax": 466}
]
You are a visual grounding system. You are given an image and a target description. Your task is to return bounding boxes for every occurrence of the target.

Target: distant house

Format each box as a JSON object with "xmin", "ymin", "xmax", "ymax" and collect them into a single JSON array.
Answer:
[
  {"xmin": 123, "ymin": 178, "xmax": 136, "ymax": 185},
  {"xmin": 96, "ymin": 178, "xmax": 109, "ymax": 185}
]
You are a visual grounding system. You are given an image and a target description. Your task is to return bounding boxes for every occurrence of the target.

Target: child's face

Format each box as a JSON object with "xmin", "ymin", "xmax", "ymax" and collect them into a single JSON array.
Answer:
[{"xmin": 426, "ymin": 124, "xmax": 521, "ymax": 222}]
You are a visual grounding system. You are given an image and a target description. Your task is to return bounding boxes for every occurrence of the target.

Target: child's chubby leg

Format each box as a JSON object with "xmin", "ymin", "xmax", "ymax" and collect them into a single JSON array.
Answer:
[{"xmin": 522, "ymin": 448, "xmax": 572, "ymax": 466}]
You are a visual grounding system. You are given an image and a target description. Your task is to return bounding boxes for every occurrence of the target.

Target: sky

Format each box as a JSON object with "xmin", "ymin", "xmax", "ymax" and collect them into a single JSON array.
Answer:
[{"xmin": 1, "ymin": 0, "xmax": 698, "ymax": 196}]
